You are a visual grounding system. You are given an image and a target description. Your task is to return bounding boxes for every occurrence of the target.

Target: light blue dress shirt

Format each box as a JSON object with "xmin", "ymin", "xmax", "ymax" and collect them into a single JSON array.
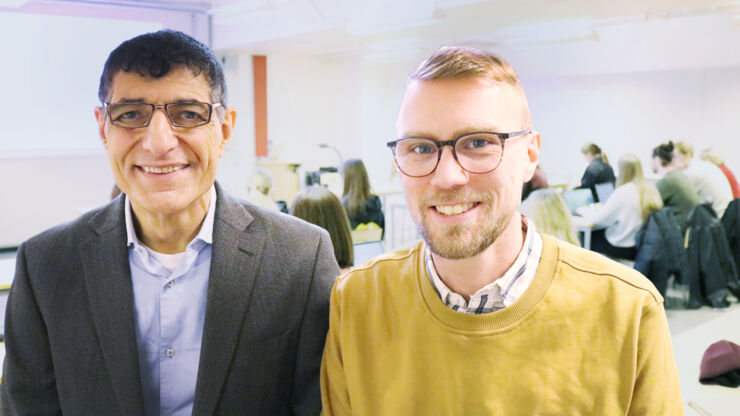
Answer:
[{"xmin": 125, "ymin": 186, "xmax": 216, "ymax": 416}]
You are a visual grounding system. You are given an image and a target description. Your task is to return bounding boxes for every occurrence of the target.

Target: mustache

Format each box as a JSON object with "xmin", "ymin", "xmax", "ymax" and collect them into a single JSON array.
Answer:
[{"xmin": 420, "ymin": 189, "xmax": 493, "ymax": 206}]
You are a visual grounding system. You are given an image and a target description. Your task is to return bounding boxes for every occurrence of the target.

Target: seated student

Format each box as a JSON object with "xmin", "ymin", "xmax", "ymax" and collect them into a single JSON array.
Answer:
[
  {"xmin": 675, "ymin": 141, "xmax": 733, "ymax": 217},
  {"xmin": 580, "ymin": 154, "xmax": 663, "ymax": 260},
  {"xmin": 341, "ymin": 159, "xmax": 384, "ymax": 230},
  {"xmin": 246, "ymin": 168, "xmax": 280, "ymax": 211},
  {"xmin": 701, "ymin": 147, "xmax": 740, "ymax": 199},
  {"xmin": 578, "ymin": 142, "xmax": 615, "ymax": 202},
  {"xmin": 291, "ymin": 186, "xmax": 354, "ymax": 273},
  {"xmin": 652, "ymin": 141, "xmax": 700, "ymax": 232},
  {"xmin": 521, "ymin": 188, "xmax": 579, "ymax": 246}
]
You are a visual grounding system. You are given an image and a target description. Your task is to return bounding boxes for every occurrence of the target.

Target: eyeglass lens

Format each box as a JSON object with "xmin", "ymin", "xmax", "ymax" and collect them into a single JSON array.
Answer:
[
  {"xmin": 108, "ymin": 102, "xmax": 212, "ymax": 128},
  {"xmin": 394, "ymin": 133, "xmax": 504, "ymax": 176}
]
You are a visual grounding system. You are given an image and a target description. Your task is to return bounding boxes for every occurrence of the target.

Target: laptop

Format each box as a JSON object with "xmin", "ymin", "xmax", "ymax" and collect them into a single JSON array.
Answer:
[
  {"xmin": 561, "ymin": 188, "xmax": 595, "ymax": 214},
  {"xmin": 594, "ymin": 182, "xmax": 615, "ymax": 203},
  {"xmin": 353, "ymin": 241, "xmax": 386, "ymax": 266}
]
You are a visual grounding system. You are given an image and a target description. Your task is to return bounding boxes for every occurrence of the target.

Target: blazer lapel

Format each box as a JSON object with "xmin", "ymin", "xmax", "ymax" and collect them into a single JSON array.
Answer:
[
  {"xmin": 192, "ymin": 185, "xmax": 265, "ymax": 416},
  {"xmin": 80, "ymin": 199, "xmax": 145, "ymax": 415}
]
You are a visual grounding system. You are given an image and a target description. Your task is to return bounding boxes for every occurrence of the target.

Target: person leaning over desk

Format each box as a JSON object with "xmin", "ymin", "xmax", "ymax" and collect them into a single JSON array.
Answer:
[
  {"xmin": 1, "ymin": 30, "xmax": 339, "ymax": 415},
  {"xmin": 320, "ymin": 46, "xmax": 683, "ymax": 415}
]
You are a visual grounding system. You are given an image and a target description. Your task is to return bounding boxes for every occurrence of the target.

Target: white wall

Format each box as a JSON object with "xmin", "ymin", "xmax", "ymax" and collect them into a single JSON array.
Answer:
[
  {"xmin": 216, "ymin": 52, "xmax": 256, "ymax": 200},
  {"xmin": 0, "ymin": 9, "xmax": 198, "ymax": 248},
  {"xmin": 265, "ymin": 53, "xmax": 364, "ymax": 181},
  {"xmin": 0, "ymin": 153, "xmax": 113, "ymax": 248},
  {"xmin": 524, "ymin": 66, "xmax": 740, "ymax": 186}
]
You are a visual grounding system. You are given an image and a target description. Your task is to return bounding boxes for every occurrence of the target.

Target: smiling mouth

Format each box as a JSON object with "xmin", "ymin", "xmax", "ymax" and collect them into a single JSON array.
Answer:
[
  {"xmin": 139, "ymin": 165, "xmax": 187, "ymax": 174},
  {"xmin": 433, "ymin": 202, "xmax": 479, "ymax": 216}
]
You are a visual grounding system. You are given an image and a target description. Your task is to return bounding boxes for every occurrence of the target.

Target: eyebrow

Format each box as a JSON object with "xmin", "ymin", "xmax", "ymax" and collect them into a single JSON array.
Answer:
[
  {"xmin": 401, "ymin": 125, "xmax": 507, "ymax": 140},
  {"xmin": 111, "ymin": 98, "xmax": 207, "ymax": 104}
]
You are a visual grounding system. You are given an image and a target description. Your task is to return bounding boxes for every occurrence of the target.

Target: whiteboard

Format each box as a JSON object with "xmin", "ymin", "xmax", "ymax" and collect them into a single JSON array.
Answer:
[{"xmin": 0, "ymin": 12, "xmax": 161, "ymax": 247}]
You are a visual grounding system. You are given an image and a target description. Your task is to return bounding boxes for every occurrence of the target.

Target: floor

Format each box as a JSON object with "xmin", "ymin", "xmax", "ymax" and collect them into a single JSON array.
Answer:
[{"xmin": 668, "ymin": 300, "xmax": 740, "ymax": 416}]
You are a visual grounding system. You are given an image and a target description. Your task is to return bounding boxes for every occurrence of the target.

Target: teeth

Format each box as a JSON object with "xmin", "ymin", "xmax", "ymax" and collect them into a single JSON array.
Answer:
[
  {"xmin": 142, "ymin": 165, "xmax": 184, "ymax": 174},
  {"xmin": 435, "ymin": 203, "xmax": 475, "ymax": 216}
]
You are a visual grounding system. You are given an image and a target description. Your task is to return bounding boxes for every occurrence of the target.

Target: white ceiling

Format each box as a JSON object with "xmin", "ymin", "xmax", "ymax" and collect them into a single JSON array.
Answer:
[
  {"xmin": 11, "ymin": 0, "xmax": 740, "ymax": 74},
  {"xmin": 205, "ymin": 0, "xmax": 740, "ymax": 54}
]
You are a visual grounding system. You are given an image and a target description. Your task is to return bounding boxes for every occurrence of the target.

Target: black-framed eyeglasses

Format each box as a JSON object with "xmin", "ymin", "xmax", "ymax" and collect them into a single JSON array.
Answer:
[
  {"xmin": 386, "ymin": 130, "xmax": 531, "ymax": 178},
  {"xmin": 104, "ymin": 101, "xmax": 222, "ymax": 128}
]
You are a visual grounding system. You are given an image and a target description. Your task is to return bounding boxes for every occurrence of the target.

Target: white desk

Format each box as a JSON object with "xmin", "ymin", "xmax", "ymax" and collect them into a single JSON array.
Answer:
[
  {"xmin": 571, "ymin": 216, "xmax": 595, "ymax": 250},
  {"xmin": 672, "ymin": 307, "xmax": 740, "ymax": 415}
]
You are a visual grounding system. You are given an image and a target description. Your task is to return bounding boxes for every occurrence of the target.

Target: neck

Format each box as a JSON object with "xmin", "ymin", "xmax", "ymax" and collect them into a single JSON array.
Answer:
[
  {"xmin": 431, "ymin": 214, "xmax": 525, "ymax": 300},
  {"xmin": 131, "ymin": 191, "xmax": 211, "ymax": 254}
]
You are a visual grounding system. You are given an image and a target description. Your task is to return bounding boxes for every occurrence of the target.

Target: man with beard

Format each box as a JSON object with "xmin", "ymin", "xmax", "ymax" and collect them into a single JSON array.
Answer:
[{"xmin": 319, "ymin": 47, "xmax": 683, "ymax": 415}]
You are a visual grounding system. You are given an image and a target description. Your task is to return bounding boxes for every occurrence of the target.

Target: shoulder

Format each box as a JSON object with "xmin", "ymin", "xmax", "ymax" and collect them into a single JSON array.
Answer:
[
  {"xmin": 333, "ymin": 242, "xmax": 421, "ymax": 298},
  {"xmin": 23, "ymin": 199, "xmax": 119, "ymax": 252},
  {"xmin": 218, "ymin": 188, "xmax": 326, "ymax": 240},
  {"xmin": 543, "ymin": 236, "xmax": 663, "ymax": 305}
]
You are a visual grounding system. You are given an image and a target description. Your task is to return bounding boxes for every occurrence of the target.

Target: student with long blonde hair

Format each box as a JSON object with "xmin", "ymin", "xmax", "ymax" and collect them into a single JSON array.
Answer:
[
  {"xmin": 521, "ymin": 189, "xmax": 579, "ymax": 246},
  {"xmin": 581, "ymin": 154, "xmax": 663, "ymax": 259}
]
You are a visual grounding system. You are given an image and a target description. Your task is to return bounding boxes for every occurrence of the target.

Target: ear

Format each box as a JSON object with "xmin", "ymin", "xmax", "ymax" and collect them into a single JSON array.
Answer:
[
  {"xmin": 218, "ymin": 107, "xmax": 237, "ymax": 157},
  {"xmin": 522, "ymin": 131, "xmax": 541, "ymax": 182},
  {"xmin": 94, "ymin": 106, "xmax": 108, "ymax": 148}
]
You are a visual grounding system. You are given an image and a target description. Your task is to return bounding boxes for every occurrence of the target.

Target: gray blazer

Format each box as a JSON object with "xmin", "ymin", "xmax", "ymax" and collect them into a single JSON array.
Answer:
[{"xmin": 1, "ymin": 183, "xmax": 339, "ymax": 415}]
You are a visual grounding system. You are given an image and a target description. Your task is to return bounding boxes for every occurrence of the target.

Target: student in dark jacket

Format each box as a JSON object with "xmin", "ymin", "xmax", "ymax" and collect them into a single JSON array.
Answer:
[
  {"xmin": 578, "ymin": 142, "xmax": 615, "ymax": 202},
  {"xmin": 634, "ymin": 208, "xmax": 694, "ymax": 297},
  {"xmin": 719, "ymin": 199, "xmax": 740, "ymax": 299},
  {"xmin": 341, "ymin": 159, "xmax": 385, "ymax": 230},
  {"xmin": 686, "ymin": 204, "xmax": 736, "ymax": 308}
]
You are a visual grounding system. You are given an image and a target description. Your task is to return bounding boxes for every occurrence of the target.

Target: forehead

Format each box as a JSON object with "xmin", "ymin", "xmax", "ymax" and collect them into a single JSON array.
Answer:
[
  {"xmin": 107, "ymin": 67, "xmax": 212, "ymax": 103},
  {"xmin": 396, "ymin": 78, "xmax": 527, "ymax": 137}
]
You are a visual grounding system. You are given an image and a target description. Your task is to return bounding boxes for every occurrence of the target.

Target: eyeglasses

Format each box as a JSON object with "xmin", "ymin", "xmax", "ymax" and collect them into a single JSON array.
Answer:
[
  {"xmin": 386, "ymin": 130, "xmax": 531, "ymax": 178},
  {"xmin": 104, "ymin": 101, "xmax": 222, "ymax": 128}
]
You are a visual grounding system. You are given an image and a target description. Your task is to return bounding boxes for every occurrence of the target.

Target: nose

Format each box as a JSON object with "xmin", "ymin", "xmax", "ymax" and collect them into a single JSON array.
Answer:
[
  {"xmin": 140, "ymin": 108, "xmax": 178, "ymax": 154},
  {"xmin": 429, "ymin": 146, "xmax": 469, "ymax": 189}
]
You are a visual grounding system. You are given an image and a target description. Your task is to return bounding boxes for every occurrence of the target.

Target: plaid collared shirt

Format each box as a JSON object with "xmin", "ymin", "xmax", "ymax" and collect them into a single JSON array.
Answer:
[{"xmin": 425, "ymin": 217, "xmax": 543, "ymax": 314}]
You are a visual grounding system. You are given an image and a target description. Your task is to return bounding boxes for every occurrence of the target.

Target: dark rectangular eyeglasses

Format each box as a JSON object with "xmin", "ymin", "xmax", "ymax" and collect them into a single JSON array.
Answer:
[
  {"xmin": 386, "ymin": 130, "xmax": 530, "ymax": 177},
  {"xmin": 104, "ymin": 101, "xmax": 222, "ymax": 128}
]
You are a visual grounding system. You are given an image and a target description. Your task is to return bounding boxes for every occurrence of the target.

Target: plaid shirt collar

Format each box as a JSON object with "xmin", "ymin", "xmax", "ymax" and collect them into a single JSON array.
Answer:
[{"xmin": 425, "ymin": 216, "xmax": 543, "ymax": 314}]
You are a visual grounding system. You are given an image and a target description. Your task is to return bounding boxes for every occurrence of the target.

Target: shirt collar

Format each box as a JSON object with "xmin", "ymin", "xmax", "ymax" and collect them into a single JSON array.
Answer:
[
  {"xmin": 425, "ymin": 216, "xmax": 540, "ymax": 313},
  {"xmin": 125, "ymin": 185, "xmax": 217, "ymax": 249}
]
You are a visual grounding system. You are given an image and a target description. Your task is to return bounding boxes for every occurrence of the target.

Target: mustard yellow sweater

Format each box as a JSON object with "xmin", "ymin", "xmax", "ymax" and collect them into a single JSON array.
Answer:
[{"xmin": 320, "ymin": 235, "xmax": 683, "ymax": 415}]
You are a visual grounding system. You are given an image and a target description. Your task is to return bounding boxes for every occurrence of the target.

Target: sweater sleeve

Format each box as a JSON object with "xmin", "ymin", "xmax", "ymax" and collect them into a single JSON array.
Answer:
[
  {"xmin": 320, "ymin": 281, "xmax": 351, "ymax": 415},
  {"xmin": 627, "ymin": 297, "xmax": 684, "ymax": 415}
]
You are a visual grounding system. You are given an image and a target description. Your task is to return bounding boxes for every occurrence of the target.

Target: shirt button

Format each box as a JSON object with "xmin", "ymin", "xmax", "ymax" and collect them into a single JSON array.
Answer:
[
  {"xmin": 166, "ymin": 348, "xmax": 175, "ymax": 358},
  {"xmin": 166, "ymin": 281, "xmax": 174, "ymax": 289}
]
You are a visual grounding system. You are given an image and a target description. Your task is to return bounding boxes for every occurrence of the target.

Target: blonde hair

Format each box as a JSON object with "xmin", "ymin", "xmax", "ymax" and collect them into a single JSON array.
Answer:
[
  {"xmin": 520, "ymin": 189, "xmax": 579, "ymax": 246},
  {"xmin": 581, "ymin": 142, "xmax": 609, "ymax": 166},
  {"xmin": 291, "ymin": 186, "xmax": 354, "ymax": 268},
  {"xmin": 616, "ymin": 154, "xmax": 663, "ymax": 222},
  {"xmin": 410, "ymin": 46, "xmax": 532, "ymax": 128},
  {"xmin": 341, "ymin": 159, "xmax": 373, "ymax": 219},
  {"xmin": 675, "ymin": 141, "xmax": 694, "ymax": 158},
  {"xmin": 700, "ymin": 147, "xmax": 724, "ymax": 166}
]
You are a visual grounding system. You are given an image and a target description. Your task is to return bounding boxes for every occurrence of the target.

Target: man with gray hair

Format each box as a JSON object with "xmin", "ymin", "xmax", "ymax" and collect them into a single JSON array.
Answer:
[
  {"xmin": 320, "ymin": 46, "xmax": 683, "ymax": 414},
  {"xmin": 3, "ymin": 30, "xmax": 338, "ymax": 415}
]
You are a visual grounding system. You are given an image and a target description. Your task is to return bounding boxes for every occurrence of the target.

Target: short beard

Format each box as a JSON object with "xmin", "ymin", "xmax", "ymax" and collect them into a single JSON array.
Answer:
[{"xmin": 417, "ymin": 191, "xmax": 515, "ymax": 260}]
